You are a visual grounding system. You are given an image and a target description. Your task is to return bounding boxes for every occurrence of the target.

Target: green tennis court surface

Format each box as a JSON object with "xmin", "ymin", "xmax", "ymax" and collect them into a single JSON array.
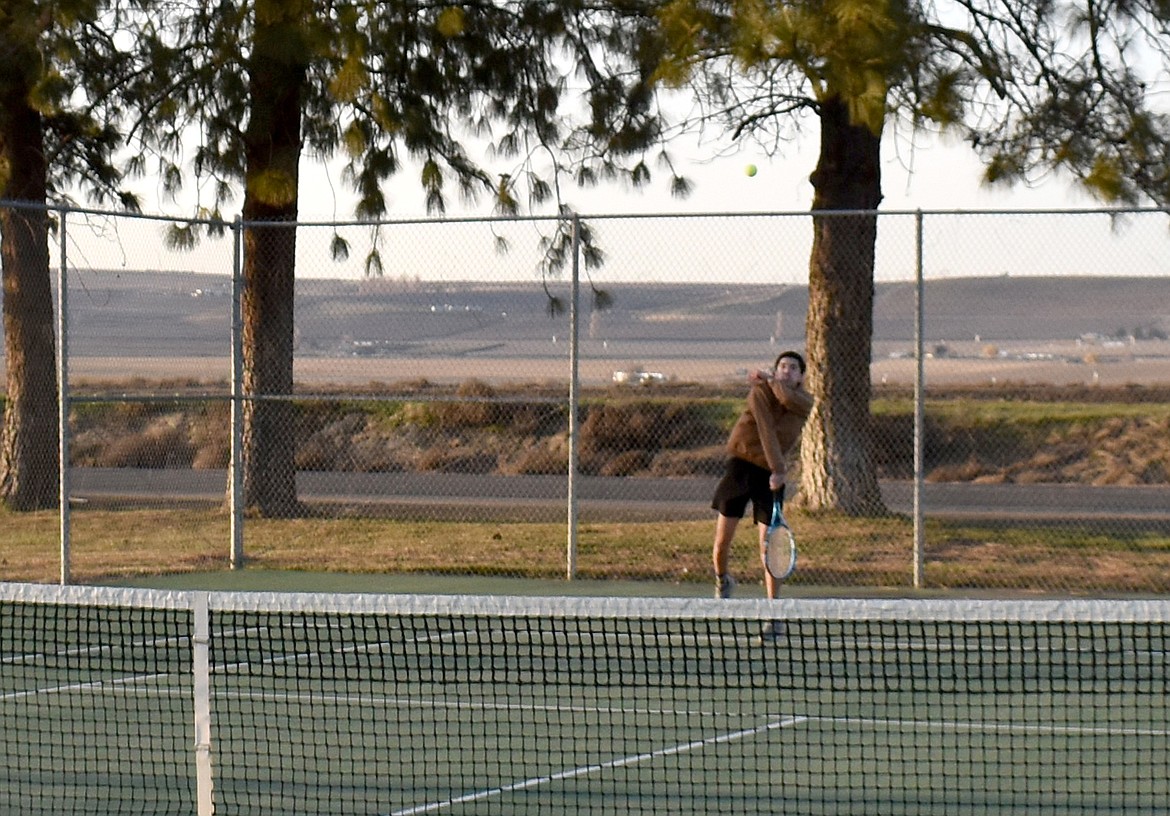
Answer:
[{"xmin": 3, "ymin": 585, "xmax": 1168, "ymax": 815}]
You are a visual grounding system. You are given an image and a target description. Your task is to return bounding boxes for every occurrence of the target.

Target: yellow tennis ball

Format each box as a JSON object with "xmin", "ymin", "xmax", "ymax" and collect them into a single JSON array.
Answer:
[{"xmin": 745, "ymin": 164, "xmax": 758, "ymax": 177}]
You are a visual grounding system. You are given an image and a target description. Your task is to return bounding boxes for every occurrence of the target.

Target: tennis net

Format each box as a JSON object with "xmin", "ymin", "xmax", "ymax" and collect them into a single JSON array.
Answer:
[{"xmin": 2, "ymin": 582, "xmax": 1168, "ymax": 815}]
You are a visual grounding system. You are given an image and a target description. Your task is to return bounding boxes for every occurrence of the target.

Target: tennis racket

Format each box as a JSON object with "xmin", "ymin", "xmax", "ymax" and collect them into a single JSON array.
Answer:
[{"xmin": 763, "ymin": 494, "xmax": 797, "ymax": 581}]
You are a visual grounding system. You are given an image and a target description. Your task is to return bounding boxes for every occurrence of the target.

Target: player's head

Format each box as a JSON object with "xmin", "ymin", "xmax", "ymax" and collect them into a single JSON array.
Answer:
[
  {"xmin": 772, "ymin": 350, "xmax": 806, "ymax": 385},
  {"xmin": 773, "ymin": 350, "xmax": 806, "ymax": 374}
]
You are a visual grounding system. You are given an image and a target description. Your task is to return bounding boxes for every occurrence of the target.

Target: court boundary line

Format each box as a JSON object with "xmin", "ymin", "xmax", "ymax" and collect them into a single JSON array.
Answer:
[
  {"xmin": 384, "ymin": 715, "xmax": 810, "ymax": 816},
  {"xmin": 381, "ymin": 708, "xmax": 1170, "ymax": 816}
]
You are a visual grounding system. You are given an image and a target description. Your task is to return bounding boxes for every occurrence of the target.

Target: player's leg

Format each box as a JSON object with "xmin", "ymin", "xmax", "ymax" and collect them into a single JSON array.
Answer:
[
  {"xmin": 713, "ymin": 513, "xmax": 740, "ymax": 598},
  {"xmin": 711, "ymin": 459, "xmax": 753, "ymax": 599}
]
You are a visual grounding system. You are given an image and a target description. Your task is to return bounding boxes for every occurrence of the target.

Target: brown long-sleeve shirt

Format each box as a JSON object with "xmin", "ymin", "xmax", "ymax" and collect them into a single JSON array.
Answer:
[{"xmin": 725, "ymin": 380, "xmax": 814, "ymax": 480}]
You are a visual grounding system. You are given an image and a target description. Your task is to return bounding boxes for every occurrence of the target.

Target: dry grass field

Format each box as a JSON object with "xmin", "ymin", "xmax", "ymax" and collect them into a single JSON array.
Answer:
[{"xmin": 6, "ymin": 271, "xmax": 1166, "ymax": 388}]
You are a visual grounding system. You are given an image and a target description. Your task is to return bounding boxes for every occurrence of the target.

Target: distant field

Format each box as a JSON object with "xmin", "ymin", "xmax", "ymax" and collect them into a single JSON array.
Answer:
[
  {"xmin": 871, "ymin": 344, "xmax": 1170, "ymax": 387},
  {"xmin": 8, "ymin": 273, "xmax": 1170, "ymax": 387},
  {"xmin": 60, "ymin": 349, "xmax": 1169, "ymax": 388}
]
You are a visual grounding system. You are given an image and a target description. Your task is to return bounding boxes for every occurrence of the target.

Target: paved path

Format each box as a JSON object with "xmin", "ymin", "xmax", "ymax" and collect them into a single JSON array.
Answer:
[{"xmin": 68, "ymin": 468, "xmax": 1170, "ymax": 522}]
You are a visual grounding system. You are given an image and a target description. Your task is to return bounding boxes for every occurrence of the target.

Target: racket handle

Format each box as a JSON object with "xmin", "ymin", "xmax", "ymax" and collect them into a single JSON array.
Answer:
[{"xmin": 771, "ymin": 493, "xmax": 786, "ymax": 527}]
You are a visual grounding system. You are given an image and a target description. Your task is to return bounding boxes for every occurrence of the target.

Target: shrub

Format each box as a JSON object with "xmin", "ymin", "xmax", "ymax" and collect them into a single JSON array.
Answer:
[
  {"xmin": 100, "ymin": 424, "xmax": 194, "ymax": 468},
  {"xmin": 648, "ymin": 447, "xmax": 726, "ymax": 477},
  {"xmin": 435, "ymin": 379, "xmax": 501, "ymax": 428},
  {"xmin": 504, "ymin": 441, "xmax": 568, "ymax": 475},
  {"xmin": 598, "ymin": 450, "xmax": 652, "ymax": 477},
  {"xmin": 296, "ymin": 413, "xmax": 367, "ymax": 470},
  {"xmin": 416, "ymin": 447, "xmax": 499, "ymax": 473},
  {"xmin": 580, "ymin": 400, "xmax": 722, "ymax": 458}
]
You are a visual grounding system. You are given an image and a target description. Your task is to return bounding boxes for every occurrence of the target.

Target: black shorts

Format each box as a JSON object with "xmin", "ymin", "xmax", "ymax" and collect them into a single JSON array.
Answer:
[{"xmin": 711, "ymin": 457, "xmax": 785, "ymax": 525}]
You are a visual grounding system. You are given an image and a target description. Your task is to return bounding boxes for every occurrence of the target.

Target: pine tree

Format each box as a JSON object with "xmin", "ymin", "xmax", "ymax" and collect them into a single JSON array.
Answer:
[
  {"xmin": 651, "ymin": 0, "xmax": 1170, "ymax": 512},
  {"xmin": 0, "ymin": 1, "xmax": 140, "ymax": 511}
]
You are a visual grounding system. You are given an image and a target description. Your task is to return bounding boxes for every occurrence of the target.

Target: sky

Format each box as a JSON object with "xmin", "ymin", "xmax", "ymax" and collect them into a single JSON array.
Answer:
[
  {"xmin": 82, "ymin": 119, "xmax": 1164, "ymax": 285},
  {"xmin": 286, "ymin": 128, "xmax": 1170, "ymax": 284},
  {"xmin": 294, "ymin": 125, "xmax": 1100, "ymax": 221}
]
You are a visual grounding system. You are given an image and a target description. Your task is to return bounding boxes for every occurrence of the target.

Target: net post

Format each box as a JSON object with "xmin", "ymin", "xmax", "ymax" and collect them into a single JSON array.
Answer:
[{"xmin": 192, "ymin": 591, "xmax": 215, "ymax": 815}]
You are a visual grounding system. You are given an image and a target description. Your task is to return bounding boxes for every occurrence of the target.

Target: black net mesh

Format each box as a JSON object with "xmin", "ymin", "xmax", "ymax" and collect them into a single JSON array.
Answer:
[
  {"xmin": 1, "ymin": 594, "xmax": 193, "ymax": 814},
  {"xmin": 3, "ymin": 585, "xmax": 1168, "ymax": 815}
]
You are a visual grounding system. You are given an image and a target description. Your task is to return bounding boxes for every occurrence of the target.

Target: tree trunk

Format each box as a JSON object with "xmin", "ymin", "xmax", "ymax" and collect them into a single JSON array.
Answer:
[
  {"xmin": 0, "ymin": 51, "xmax": 59, "ymax": 512},
  {"xmin": 240, "ymin": 221, "xmax": 299, "ymax": 517},
  {"xmin": 799, "ymin": 95, "xmax": 885, "ymax": 515},
  {"xmin": 239, "ymin": 1, "xmax": 308, "ymax": 517}
]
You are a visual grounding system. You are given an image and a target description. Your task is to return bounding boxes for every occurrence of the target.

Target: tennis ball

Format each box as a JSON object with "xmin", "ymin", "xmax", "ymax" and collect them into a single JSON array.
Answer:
[{"xmin": 745, "ymin": 164, "xmax": 758, "ymax": 177}]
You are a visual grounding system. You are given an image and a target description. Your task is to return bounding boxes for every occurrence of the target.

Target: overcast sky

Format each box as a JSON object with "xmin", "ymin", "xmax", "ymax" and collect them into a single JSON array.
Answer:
[
  {"xmin": 293, "ymin": 123, "xmax": 1102, "ymax": 221},
  {"xmin": 86, "ymin": 122, "xmax": 1165, "ymax": 285}
]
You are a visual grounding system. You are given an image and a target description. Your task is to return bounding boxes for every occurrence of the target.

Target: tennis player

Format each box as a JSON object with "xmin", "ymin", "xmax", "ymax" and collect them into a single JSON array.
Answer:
[{"xmin": 710, "ymin": 350, "xmax": 813, "ymax": 613}]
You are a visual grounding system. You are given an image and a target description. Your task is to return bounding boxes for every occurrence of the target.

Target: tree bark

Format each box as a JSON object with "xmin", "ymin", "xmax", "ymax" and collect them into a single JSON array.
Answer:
[
  {"xmin": 0, "ymin": 45, "xmax": 59, "ymax": 511},
  {"xmin": 799, "ymin": 94, "xmax": 885, "ymax": 515},
  {"xmin": 238, "ymin": 1, "xmax": 308, "ymax": 517}
]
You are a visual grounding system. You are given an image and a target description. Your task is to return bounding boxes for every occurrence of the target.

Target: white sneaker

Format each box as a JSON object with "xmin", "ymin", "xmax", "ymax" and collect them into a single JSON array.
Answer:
[{"xmin": 714, "ymin": 574, "xmax": 737, "ymax": 599}]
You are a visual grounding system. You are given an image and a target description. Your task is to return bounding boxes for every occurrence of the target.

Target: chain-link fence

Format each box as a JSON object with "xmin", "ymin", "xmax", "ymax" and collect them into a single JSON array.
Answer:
[{"xmin": 3, "ymin": 202, "xmax": 1169, "ymax": 593}]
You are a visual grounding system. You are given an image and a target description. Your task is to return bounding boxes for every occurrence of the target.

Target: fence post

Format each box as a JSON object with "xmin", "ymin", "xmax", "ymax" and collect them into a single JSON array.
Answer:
[
  {"xmin": 567, "ymin": 213, "xmax": 581, "ymax": 580},
  {"xmin": 57, "ymin": 207, "xmax": 71, "ymax": 586},
  {"xmin": 229, "ymin": 215, "xmax": 245, "ymax": 569},
  {"xmin": 913, "ymin": 210, "xmax": 925, "ymax": 588}
]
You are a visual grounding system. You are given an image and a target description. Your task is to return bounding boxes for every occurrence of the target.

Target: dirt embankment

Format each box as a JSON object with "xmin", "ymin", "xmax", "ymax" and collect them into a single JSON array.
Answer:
[{"xmin": 66, "ymin": 381, "xmax": 1170, "ymax": 487}]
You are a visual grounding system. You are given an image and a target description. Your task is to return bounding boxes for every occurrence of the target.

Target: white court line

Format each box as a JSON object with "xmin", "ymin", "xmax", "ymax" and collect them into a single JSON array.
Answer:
[
  {"xmin": 1, "ymin": 632, "xmax": 194, "ymax": 666},
  {"xmin": 1, "ymin": 625, "xmax": 262, "ymax": 701},
  {"xmin": 382, "ymin": 707, "xmax": 1170, "ymax": 816},
  {"xmin": 385, "ymin": 715, "xmax": 810, "ymax": 816},
  {"xmin": 210, "ymin": 688, "xmax": 736, "ymax": 720},
  {"xmin": 817, "ymin": 713, "xmax": 1170, "ymax": 739},
  {"xmin": 1, "ymin": 672, "xmax": 181, "ymax": 702}
]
